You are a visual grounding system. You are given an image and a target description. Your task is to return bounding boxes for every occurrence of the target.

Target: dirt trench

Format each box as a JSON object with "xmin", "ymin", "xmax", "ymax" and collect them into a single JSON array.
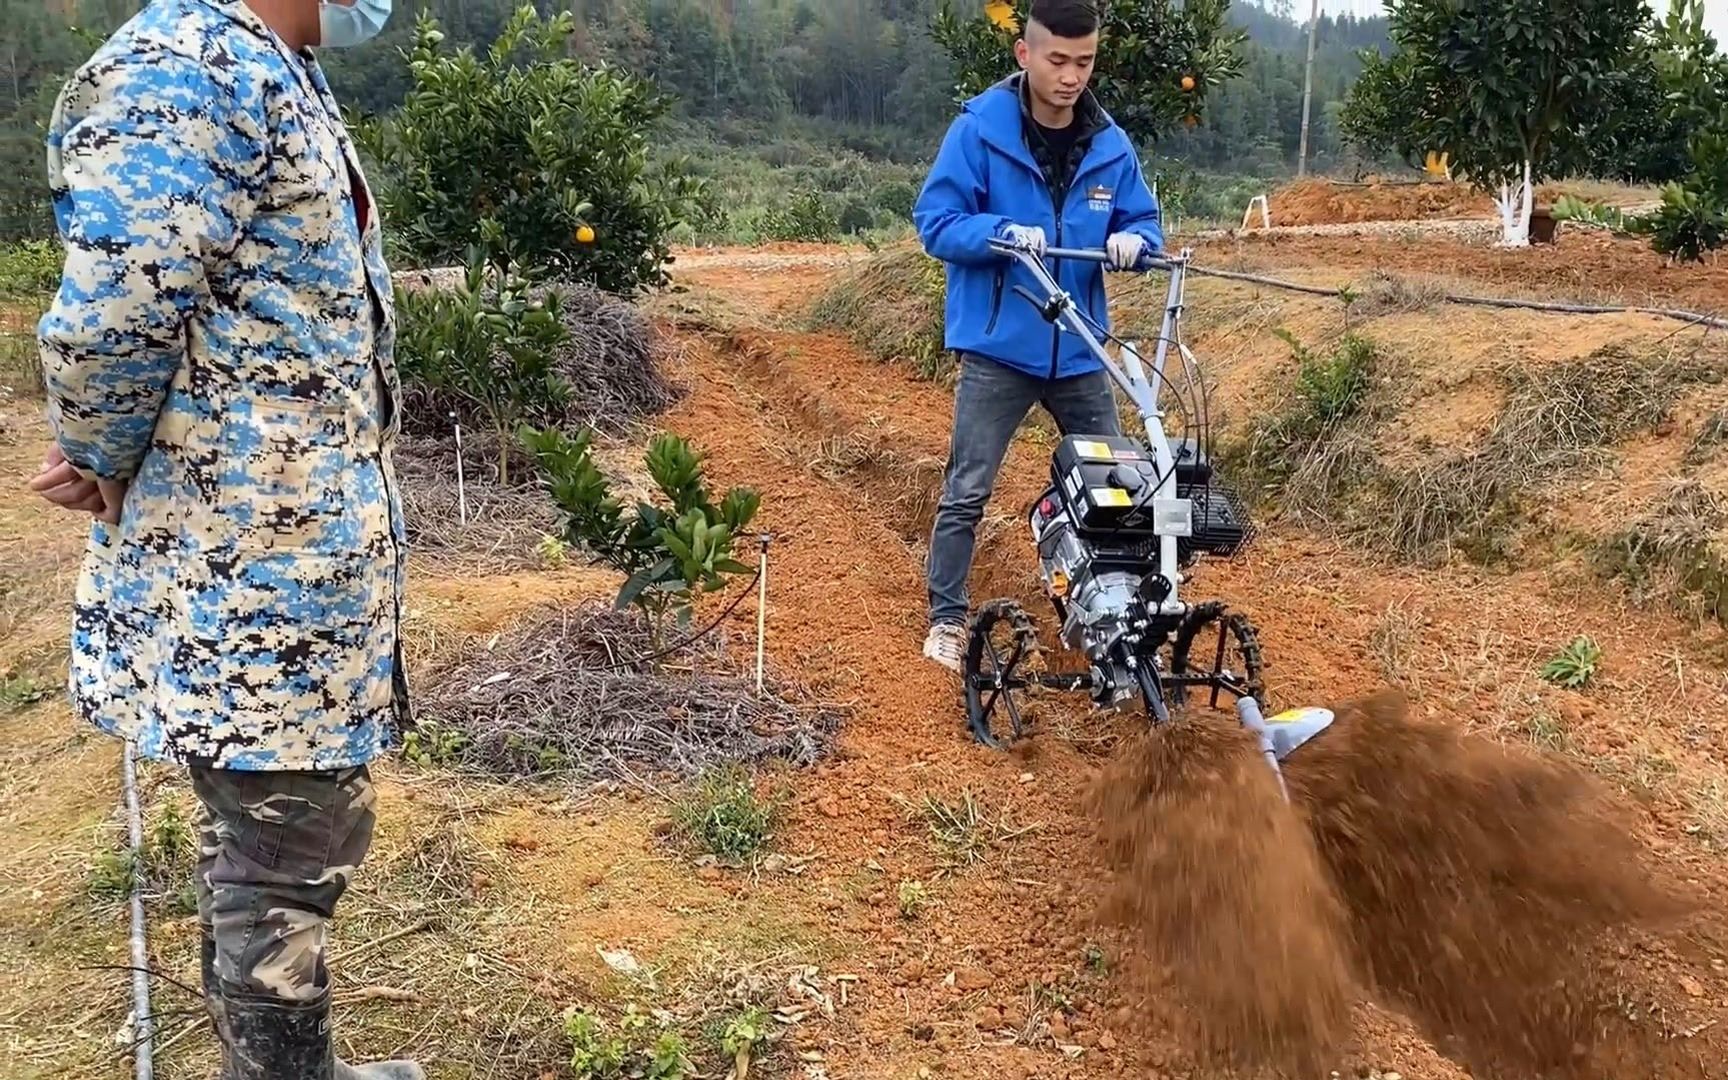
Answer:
[{"xmin": 672, "ymin": 278, "xmax": 1728, "ymax": 1080}]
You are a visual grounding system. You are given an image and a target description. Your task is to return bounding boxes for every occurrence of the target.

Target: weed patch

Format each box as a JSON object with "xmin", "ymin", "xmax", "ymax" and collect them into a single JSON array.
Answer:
[
  {"xmin": 565, "ymin": 1004, "xmax": 693, "ymax": 1079},
  {"xmin": 1687, "ymin": 411, "xmax": 1728, "ymax": 464},
  {"xmin": 87, "ymin": 796, "xmax": 197, "ymax": 917},
  {"xmin": 902, "ymin": 788, "xmax": 1035, "ymax": 873},
  {"xmin": 1220, "ymin": 329, "xmax": 1381, "ymax": 504},
  {"xmin": 896, "ymin": 879, "xmax": 930, "ymax": 920},
  {"xmin": 1231, "ymin": 340, "xmax": 1723, "ymax": 565},
  {"xmin": 0, "ymin": 671, "xmax": 49, "ymax": 714},
  {"xmin": 1349, "ymin": 270, "xmax": 1449, "ymax": 320},
  {"xmin": 671, "ymin": 767, "xmax": 780, "ymax": 861},
  {"xmin": 1539, "ymin": 636, "xmax": 1603, "ymax": 689}
]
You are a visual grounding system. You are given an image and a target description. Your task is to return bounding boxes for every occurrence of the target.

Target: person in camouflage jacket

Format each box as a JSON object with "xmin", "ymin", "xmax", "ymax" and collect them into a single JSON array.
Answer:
[{"xmin": 28, "ymin": 1, "xmax": 418, "ymax": 1076}]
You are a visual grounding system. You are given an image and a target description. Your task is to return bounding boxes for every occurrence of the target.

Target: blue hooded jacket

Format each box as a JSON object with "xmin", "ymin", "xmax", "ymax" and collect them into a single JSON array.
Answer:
[{"xmin": 914, "ymin": 75, "xmax": 1164, "ymax": 380}]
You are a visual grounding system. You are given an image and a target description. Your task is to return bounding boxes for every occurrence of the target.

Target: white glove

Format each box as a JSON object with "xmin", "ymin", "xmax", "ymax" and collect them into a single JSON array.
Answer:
[
  {"xmin": 1106, "ymin": 231, "xmax": 1148, "ymax": 270},
  {"xmin": 1001, "ymin": 224, "xmax": 1046, "ymax": 256}
]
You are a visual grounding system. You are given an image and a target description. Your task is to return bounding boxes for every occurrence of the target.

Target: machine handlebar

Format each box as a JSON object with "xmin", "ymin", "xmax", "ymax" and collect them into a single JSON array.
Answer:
[{"xmin": 985, "ymin": 236, "xmax": 1186, "ymax": 272}]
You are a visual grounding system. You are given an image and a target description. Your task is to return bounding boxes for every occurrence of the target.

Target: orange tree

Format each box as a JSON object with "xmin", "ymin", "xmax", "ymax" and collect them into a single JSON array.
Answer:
[
  {"xmin": 930, "ymin": 0, "xmax": 1245, "ymax": 146},
  {"xmin": 1340, "ymin": 0, "xmax": 1647, "ymax": 248},
  {"xmin": 358, "ymin": 5, "xmax": 709, "ymax": 292}
]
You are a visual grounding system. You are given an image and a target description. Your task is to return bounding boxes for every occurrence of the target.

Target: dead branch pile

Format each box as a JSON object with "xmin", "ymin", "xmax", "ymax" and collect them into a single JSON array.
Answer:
[
  {"xmin": 400, "ymin": 279, "xmax": 679, "ymax": 439},
  {"xmin": 394, "ymin": 433, "xmax": 560, "ymax": 571},
  {"xmin": 539, "ymin": 279, "xmax": 681, "ymax": 431},
  {"xmin": 410, "ymin": 605, "xmax": 843, "ymax": 783}
]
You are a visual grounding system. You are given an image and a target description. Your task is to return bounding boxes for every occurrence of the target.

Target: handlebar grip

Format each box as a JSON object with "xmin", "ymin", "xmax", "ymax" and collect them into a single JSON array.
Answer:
[{"xmin": 1042, "ymin": 246, "xmax": 1109, "ymax": 263}]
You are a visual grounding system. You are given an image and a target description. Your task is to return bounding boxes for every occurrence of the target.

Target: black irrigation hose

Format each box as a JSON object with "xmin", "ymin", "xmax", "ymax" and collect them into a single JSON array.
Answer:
[
  {"xmin": 617, "ymin": 565, "xmax": 764, "ymax": 669},
  {"xmin": 1184, "ymin": 264, "xmax": 1728, "ymax": 331}
]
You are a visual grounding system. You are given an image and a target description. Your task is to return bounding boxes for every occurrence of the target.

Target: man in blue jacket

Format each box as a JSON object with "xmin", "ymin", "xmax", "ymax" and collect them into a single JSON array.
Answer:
[{"xmin": 914, "ymin": 0, "xmax": 1164, "ymax": 672}]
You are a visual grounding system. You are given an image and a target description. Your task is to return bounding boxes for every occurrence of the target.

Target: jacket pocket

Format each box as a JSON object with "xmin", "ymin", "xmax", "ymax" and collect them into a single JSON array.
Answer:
[
  {"xmin": 983, "ymin": 269, "xmax": 1006, "ymax": 336},
  {"xmin": 219, "ymin": 397, "xmax": 355, "ymax": 554}
]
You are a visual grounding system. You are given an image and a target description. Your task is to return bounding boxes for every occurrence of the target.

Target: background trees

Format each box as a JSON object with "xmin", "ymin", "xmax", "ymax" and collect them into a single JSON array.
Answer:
[{"xmin": 1, "ymin": 0, "xmax": 1395, "ymax": 246}]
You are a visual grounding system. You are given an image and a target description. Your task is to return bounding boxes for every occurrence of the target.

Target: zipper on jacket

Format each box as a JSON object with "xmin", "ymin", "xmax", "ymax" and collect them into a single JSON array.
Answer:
[
  {"xmin": 984, "ymin": 270, "xmax": 1005, "ymax": 335},
  {"xmin": 1047, "ymin": 209, "xmax": 1064, "ymax": 380}
]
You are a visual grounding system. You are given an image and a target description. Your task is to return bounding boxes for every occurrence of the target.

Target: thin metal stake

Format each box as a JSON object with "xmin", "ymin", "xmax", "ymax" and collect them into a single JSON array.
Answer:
[
  {"xmin": 755, "ymin": 535, "xmax": 771, "ymax": 694},
  {"xmin": 451, "ymin": 412, "xmax": 469, "ymax": 526},
  {"xmin": 122, "ymin": 740, "xmax": 155, "ymax": 1080}
]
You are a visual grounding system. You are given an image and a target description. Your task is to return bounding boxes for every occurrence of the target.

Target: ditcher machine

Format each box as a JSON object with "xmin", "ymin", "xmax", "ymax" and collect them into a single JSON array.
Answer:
[{"xmin": 962, "ymin": 236, "xmax": 1332, "ymax": 796}]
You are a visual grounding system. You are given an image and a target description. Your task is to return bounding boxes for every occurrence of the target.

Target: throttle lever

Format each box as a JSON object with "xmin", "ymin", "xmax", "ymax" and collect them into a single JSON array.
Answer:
[{"xmin": 1013, "ymin": 284, "xmax": 1066, "ymax": 324}]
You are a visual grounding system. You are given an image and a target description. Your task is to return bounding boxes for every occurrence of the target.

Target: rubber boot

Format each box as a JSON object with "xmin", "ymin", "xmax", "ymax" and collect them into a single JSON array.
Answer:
[
  {"xmin": 335, "ymin": 1057, "xmax": 426, "ymax": 1079},
  {"xmin": 200, "ymin": 934, "xmax": 234, "ymax": 1079},
  {"xmin": 216, "ymin": 981, "xmax": 333, "ymax": 1080}
]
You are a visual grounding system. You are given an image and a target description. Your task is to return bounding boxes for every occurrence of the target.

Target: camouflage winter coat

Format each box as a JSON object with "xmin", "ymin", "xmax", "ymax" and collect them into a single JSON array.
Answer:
[{"xmin": 37, "ymin": 0, "xmax": 408, "ymax": 770}]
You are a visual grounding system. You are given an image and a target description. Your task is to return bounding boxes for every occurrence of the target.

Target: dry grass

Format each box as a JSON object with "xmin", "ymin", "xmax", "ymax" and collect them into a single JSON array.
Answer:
[
  {"xmin": 1686, "ymin": 778, "xmax": 1728, "ymax": 854},
  {"xmin": 395, "ymin": 433, "xmax": 562, "ymax": 573},
  {"xmin": 1369, "ymin": 596, "xmax": 1426, "ymax": 694},
  {"xmin": 805, "ymin": 248, "xmax": 950, "ymax": 381},
  {"xmin": 1686, "ymin": 411, "xmax": 1728, "ymax": 465},
  {"xmin": 1253, "ymin": 341, "xmax": 1725, "ymax": 565},
  {"xmin": 1348, "ymin": 270, "xmax": 1449, "ymax": 320},
  {"xmin": 1596, "ymin": 480, "xmax": 1728, "ymax": 628}
]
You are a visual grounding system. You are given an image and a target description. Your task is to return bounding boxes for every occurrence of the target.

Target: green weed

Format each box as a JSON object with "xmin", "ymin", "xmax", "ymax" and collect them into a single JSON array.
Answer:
[
  {"xmin": 400, "ymin": 722, "xmax": 470, "ymax": 768},
  {"xmin": 718, "ymin": 1005, "xmax": 773, "ymax": 1076},
  {"xmin": 1539, "ymin": 636, "xmax": 1602, "ymax": 690},
  {"xmin": 87, "ymin": 849, "xmax": 136, "ymax": 901},
  {"xmin": 896, "ymin": 879, "xmax": 929, "ymax": 920},
  {"xmin": 672, "ymin": 768, "xmax": 778, "ymax": 861},
  {"xmin": 0, "ymin": 672, "xmax": 49, "ymax": 713}
]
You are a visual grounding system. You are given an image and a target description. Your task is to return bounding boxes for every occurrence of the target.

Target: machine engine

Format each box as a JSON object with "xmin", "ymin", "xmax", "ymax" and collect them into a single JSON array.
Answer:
[{"xmin": 1029, "ymin": 434, "xmax": 1252, "ymax": 704}]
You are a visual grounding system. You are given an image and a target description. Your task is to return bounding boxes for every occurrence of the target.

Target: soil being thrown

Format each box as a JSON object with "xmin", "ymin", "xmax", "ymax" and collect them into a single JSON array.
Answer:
[
  {"xmin": 1087, "ymin": 717, "xmax": 1355, "ymax": 1074},
  {"xmin": 1089, "ymin": 691, "xmax": 1692, "ymax": 1078}
]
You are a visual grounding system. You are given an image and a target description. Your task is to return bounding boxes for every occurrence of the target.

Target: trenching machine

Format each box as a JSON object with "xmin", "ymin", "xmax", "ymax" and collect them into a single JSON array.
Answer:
[{"xmin": 962, "ymin": 237, "xmax": 1332, "ymax": 794}]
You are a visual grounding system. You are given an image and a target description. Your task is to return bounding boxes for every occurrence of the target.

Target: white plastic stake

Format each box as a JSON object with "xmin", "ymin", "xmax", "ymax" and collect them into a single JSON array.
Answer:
[
  {"xmin": 755, "ymin": 536, "xmax": 771, "ymax": 694},
  {"xmin": 1241, "ymin": 194, "xmax": 1271, "ymax": 231},
  {"xmin": 451, "ymin": 412, "xmax": 469, "ymax": 526}
]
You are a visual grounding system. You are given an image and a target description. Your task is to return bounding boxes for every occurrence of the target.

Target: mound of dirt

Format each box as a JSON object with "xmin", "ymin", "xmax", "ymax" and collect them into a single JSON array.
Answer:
[
  {"xmin": 1270, "ymin": 179, "xmax": 1494, "ymax": 227},
  {"xmin": 1284, "ymin": 689, "xmax": 1694, "ymax": 1079},
  {"xmin": 1086, "ymin": 717, "xmax": 1356, "ymax": 1074}
]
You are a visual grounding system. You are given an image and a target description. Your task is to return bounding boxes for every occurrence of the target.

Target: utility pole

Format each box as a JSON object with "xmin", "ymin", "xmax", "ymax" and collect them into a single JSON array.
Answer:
[{"xmin": 1297, "ymin": 0, "xmax": 1322, "ymax": 176}]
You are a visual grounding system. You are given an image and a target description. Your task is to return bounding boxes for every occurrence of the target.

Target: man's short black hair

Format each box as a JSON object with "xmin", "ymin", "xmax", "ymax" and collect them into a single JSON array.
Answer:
[{"xmin": 1028, "ymin": 0, "xmax": 1101, "ymax": 38}]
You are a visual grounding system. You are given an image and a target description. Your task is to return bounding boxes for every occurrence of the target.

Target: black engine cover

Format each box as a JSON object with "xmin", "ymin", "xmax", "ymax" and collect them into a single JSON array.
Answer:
[{"xmin": 1050, "ymin": 435, "xmax": 1165, "ymax": 537}]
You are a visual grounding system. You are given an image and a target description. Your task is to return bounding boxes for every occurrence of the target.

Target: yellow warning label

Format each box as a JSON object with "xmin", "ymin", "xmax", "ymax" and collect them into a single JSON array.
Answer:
[
  {"xmin": 1073, "ymin": 440, "xmax": 1115, "ymax": 461},
  {"xmin": 1090, "ymin": 487, "xmax": 1132, "ymax": 507},
  {"xmin": 1268, "ymin": 706, "xmax": 1331, "ymax": 726}
]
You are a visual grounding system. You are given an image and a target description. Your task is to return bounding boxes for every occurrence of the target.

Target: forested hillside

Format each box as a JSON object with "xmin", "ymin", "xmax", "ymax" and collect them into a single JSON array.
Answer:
[{"xmin": 0, "ymin": 0, "xmax": 1388, "ymax": 242}]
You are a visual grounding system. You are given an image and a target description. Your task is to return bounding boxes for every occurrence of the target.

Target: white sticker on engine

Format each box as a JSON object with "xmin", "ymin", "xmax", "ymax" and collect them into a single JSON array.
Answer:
[{"xmin": 1153, "ymin": 498, "xmax": 1193, "ymax": 537}]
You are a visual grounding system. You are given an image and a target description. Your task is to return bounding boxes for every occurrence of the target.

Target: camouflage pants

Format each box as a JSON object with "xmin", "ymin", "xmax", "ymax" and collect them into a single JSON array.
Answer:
[{"xmin": 190, "ymin": 766, "xmax": 376, "ymax": 1003}]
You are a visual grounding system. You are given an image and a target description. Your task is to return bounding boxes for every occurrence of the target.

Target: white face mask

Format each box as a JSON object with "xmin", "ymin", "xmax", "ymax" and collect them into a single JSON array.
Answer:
[{"xmin": 318, "ymin": 0, "xmax": 391, "ymax": 48}]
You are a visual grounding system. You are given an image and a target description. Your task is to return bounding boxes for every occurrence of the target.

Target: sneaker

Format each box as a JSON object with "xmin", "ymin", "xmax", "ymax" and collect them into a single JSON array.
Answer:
[{"xmin": 923, "ymin": 621, "xmax": 967, "ymax": 674}]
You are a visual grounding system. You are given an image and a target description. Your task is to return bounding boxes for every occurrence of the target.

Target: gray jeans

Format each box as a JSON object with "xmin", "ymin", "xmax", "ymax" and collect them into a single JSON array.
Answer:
[{"xmin": 927, "ymin": 352, "xmax": 1121, "ymax": 627}]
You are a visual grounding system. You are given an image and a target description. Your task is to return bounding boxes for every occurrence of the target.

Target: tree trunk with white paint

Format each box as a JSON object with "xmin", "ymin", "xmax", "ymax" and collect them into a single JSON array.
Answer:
[{"xmin": 1495, "ymin": 159, "xmax": 1535, "ymax": 247}]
